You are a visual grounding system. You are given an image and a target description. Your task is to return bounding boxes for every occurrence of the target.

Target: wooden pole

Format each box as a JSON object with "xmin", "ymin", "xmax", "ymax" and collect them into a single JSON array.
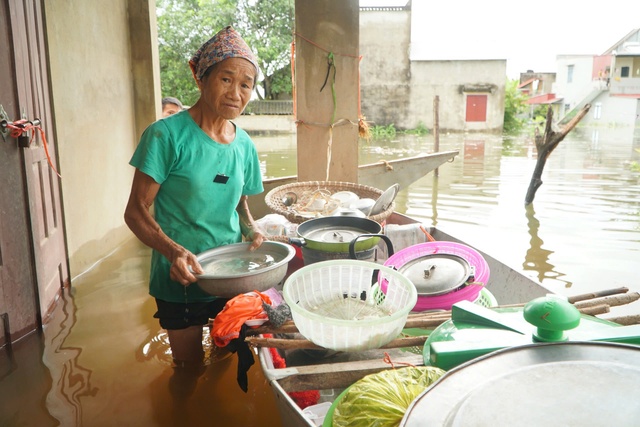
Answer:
[
  {"xmin": 294, "ymin": 0, "xmax": 360, "ymax": 183},
  {"xmin": 433, "ymin": 95, "xmax": 440, "ymax": 177}
]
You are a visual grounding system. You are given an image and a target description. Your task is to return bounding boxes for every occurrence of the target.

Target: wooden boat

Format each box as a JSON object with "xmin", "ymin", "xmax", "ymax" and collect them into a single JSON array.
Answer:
[{"xmin": 251, "ymin": 211, "xmax": 555, "ymax": 427}]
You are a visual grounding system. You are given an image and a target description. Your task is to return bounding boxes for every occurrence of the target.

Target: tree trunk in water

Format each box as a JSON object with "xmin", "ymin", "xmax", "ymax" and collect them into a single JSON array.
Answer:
[{"xmin": 524, "ymin": 104, "xmax": 592, "ymax": 205}]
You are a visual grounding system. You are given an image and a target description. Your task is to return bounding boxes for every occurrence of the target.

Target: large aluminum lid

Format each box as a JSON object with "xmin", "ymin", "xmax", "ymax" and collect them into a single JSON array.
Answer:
[
  {"xmin": 399, "ymin": 253, "xmax": 473, "ymax": 295},
  {"xmin": 402, "ymin": 342, "xmax": 640, "ymax": 427}
]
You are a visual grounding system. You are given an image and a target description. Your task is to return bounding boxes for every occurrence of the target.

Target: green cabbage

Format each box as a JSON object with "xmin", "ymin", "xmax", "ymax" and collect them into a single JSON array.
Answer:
[{"xmin": 333, "ymin": 366, "xmax": 445, "ymax": 427}]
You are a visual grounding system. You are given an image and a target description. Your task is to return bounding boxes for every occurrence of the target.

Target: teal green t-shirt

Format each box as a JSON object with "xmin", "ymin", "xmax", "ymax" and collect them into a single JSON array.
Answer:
[{"xmin": 130, "ymin": 110, "xmax": 264, "ymax": 302}]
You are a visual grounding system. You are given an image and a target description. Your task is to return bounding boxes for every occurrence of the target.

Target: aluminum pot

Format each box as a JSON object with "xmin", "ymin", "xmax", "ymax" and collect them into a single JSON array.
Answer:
[
  {"xmin": 194, "ymin": 241, "xmax": 296, "ymax": 298},
  {"xmin": 402, "ymin": 342, "xmax": 640, "ymax": 426},
  {"xmin": 289, "ymin": 216, "xmax": 383, "ymax": 253}
]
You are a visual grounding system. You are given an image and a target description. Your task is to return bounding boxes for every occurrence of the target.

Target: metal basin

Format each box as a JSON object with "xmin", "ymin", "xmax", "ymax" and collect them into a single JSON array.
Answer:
[{"xmin": 195, "ymin": 241, "xmax": 296, "ymax": 298}]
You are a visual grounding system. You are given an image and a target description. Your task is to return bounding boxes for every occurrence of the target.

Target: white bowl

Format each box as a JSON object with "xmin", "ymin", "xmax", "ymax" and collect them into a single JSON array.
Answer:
[{"xmin": 332, "ymin": 191, "xmax": 359, "ymax": 208}]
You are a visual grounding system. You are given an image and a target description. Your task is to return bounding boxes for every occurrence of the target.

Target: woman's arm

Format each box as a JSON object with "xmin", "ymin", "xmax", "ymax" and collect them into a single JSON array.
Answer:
[
  {"xmin": 236, "ymin": 195, "xmax": 265, "ymax": 251},
  {"xmin": 124, "ymin": 169, "xmax": 202, "ymax": 285}
]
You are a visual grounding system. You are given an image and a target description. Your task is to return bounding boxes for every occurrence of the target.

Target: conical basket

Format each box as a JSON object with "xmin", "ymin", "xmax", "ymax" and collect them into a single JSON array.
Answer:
[{"xmin": 282, "ymin": 260, "xmax": 417, "ymax": 352}]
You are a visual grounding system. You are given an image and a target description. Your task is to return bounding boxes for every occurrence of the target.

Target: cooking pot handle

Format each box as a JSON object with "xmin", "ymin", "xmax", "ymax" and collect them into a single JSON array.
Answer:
[
  {"xmin": 348, "ymin": 234, "xmax": 394, "ymax": 259},
  {"xmin": 287, "ymin": 237, "xmax": 307, "ymax": 247}
]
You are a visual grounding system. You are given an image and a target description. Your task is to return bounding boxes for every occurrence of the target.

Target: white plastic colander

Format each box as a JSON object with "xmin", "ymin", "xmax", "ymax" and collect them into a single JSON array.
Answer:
[{"xmin": 283, "ymin": 260, "xmax": 417, "ymax": 352}]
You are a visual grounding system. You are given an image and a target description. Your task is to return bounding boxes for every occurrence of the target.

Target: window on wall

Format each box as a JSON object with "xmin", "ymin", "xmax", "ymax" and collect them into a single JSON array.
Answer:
[
  {"xmin": 465, "ymin": 94, "xmax": 487, "ymax": 122},
  {"xmin": 567, "ymin": 65, "xmax": 574, "ymax": 83},
  {"xmin": 621, "ymin": 66, "xmax": 630, "ymax": 78}
]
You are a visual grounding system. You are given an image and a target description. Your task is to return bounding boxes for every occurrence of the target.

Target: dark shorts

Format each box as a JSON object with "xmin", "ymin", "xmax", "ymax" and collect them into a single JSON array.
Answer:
[{"xmin": 154, "ymin": 298, "xmax": 228, "ymax": 330}]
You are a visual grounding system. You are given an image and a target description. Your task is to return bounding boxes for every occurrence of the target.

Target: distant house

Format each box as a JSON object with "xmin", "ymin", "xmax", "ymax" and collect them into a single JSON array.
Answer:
[
  {"xmin": 518, "ymin": 72, "xmax": 561, "ymax": 119},
  {"xmin": 359, "ymin": 3, "xmax": 506, "ymax": 133},
  {"xmin": 554, "ymin": 29, "xmax": 640, "ymax": 127}
]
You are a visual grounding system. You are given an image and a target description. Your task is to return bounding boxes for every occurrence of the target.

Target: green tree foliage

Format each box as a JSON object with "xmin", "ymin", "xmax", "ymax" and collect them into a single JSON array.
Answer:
[
  {"xmin": 156, "ymin": 0, "xmax": 236, "ymax": 106},
  {"xmin": 503, "ymin": 79, "xmax": 527, "ymax": 134},
  {"xmin": 241, "ymin": 0, "xmax": 294, "ymax": 99},
  {"xmin": 531, "ymin": 104, "xmax": 550, "ymax": 127},
  {"xmin": 156, "ymin": 0, "xmax": 293, "ymax": 106}
]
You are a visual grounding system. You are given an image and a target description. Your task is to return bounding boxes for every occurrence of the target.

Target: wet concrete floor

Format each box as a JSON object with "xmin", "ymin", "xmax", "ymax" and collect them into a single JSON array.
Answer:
[{"xmin": 0, "ymin": 237, "xmax": 283, "ymax": 426}]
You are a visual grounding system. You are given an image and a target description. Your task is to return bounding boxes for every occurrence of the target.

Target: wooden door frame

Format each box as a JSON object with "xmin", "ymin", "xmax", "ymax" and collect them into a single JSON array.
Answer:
[{"xmin": 0, "ymin": 0, "xmax": 69, "ymax": 345}]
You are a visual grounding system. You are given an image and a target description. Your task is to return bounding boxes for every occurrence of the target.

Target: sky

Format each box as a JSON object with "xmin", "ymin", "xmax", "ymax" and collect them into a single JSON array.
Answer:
[{"xmin": 360, "ymin": 0, "xmax": 639, "ymax": 79}]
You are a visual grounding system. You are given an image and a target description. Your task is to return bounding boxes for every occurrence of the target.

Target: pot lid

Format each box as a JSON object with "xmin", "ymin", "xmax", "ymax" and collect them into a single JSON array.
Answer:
[
  {"xmin": 196, "ymin": 241, "xmax": 295, "ymax": 279},
  {"xmin": 402, "ymin": 342, "xmax": 640, "ymax": 427},
  {"xmin": 302, "ymin": 224, "xmax": 374, "ymax": 243},
  {"xmin": 399, "ymin": 253, "xmax": 473, "ymax": 295},
  {"xmin": 370, "ymin": 183, "xmax": 399, "ymax": 216}
]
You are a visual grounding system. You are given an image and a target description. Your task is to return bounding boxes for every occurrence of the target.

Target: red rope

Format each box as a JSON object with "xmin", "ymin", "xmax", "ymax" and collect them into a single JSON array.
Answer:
[
  {"xmin": 4, "ymin": 120, "xmax": 61, "ymax": 178},
  {"xmin": 293, "ymin": 31, "xmax": 360, "ymax": 58}
]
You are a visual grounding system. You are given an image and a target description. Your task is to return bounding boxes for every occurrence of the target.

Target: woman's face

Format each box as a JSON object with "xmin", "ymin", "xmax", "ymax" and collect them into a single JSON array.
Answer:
[{"xmin": 198, "ymin": 58, "xmax": 256, "ymax": 120}]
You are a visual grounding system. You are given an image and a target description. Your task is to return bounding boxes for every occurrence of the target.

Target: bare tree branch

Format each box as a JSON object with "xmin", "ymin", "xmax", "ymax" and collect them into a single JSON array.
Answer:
[{"xmin": 525, "ymin": 104, "xmax": 591, "ymax": 205}]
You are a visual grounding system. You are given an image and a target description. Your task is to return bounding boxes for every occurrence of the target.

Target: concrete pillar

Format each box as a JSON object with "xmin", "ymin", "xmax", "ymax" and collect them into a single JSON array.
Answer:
[
  {"xmin": 128, "ymin": 0, "xmax": 162, "ymax": 142},
  {"xmin": 294, "ymin": 0, "xmax": 359, "ymax": 182}
]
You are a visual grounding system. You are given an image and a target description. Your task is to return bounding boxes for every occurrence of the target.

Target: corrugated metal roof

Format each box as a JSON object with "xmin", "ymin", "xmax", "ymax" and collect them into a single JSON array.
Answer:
[{"xmin": 526, "ymin": 93, "xmax": 562, "ymax": 105}]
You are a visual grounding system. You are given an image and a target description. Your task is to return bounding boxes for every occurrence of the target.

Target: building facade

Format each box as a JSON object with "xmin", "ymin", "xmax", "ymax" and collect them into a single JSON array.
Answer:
[
  {"xmin": 359, "ymin": 4, "xmax": 506, "ymax": 133},
  {"xmin": 554, "ymin": 29, "xmax": 640, "ymax": 128}
]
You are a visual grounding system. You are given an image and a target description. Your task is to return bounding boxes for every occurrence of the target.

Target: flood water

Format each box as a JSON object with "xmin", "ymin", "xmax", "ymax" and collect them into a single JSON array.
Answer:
[
  {"xmin": 0, "ymin": 238, "xmax": 283, "ymax": 426},
  {"xmin": 2, "ymin": 126, "xmax": 639, "ymax": 427}
]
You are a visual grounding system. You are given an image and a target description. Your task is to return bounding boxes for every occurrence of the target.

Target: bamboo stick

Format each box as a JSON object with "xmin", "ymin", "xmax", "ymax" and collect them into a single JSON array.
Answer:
[
  {"xmin": 573, "ymin": 292, "xmax": 640, "ymax": 309},
  {"xmin": 248, "ymin": 321, "xmax": 298, "ymax": 335},
  {"xmin": 576, "ymin": 304, "xmax": 610, "ymax": 316},
  {"xmin": 246, "ymin": 335, "xmax": 428, "ymax": 350},
  {"xmin": 604, "ymin": 314, "xmax": 640, "ymax": 326},
  {"xmin": 567, "ymin": 287, "xmax": 628, "ymax": 303}
]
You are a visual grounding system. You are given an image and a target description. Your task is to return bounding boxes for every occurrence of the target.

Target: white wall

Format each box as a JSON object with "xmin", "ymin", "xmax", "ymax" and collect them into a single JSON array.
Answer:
[
  {"xmin": 554, "ymin": 55, "xmax": 596, "ymax": 112},
  {"xmin": 359, "ymin": 8, "xmax": 506, "ymax": 132},
  {"xmin": 45, "ymin": 0, "xmax": 160, "ymax": 278},
  {"xmin": 409, "ymin": 60, "xmax": 506, "ymax": 132}
]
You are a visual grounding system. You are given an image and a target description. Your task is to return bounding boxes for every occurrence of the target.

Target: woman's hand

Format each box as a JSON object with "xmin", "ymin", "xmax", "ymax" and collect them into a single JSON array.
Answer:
[
  {"xmin": 247, "ymin": 230, "xmax": 265, "ymax": 251},
  {"xmin": 170, "ymin": 247, "xmax": 204, "ymax": 286}
]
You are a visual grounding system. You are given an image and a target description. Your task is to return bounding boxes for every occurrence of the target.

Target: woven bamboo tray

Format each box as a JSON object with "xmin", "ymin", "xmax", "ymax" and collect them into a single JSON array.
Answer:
[{"xmin": 264, "ymin": 180, "xmax": 395, "ymax": 224}]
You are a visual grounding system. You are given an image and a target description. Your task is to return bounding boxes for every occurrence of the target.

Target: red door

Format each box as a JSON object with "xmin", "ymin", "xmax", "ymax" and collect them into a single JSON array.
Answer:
[
  {"xmin": 0, "ymin": 0, "xmax": 69, "ymax": 343},
  {"xmin": 465, "ymin": 94, "xmax": 487, "ymax": 122}
]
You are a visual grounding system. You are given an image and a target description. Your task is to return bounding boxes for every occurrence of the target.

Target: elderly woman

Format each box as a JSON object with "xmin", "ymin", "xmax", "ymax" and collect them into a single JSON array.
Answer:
[{"xmin": 124, "ymin": 26, "xmax": 265, "ymax": 367}]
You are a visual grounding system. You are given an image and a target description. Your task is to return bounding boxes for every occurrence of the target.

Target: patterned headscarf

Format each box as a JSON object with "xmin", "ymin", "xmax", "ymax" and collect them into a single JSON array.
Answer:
[{"xmin": 189, "ymin": 26, "xmax": 259, "ymax": 83}]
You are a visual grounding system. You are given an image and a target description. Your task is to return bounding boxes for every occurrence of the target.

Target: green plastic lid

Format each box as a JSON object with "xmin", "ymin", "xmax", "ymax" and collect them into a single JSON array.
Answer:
[{"xmin": 523, "ymin": 294, "xmax": 581, "ymax": 342}]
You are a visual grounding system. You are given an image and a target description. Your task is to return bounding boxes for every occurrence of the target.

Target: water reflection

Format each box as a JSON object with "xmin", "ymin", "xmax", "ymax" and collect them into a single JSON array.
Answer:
[
  {"xmin": 42, "ymin": 288, "xmax": 98, "ymax": 426},
  {"xmin": 524, "ymin": 204, "xmax": 569, "ymax": 288},
  {"xmin": 1, "ymin": 237, "xmax": 282, "ymax": 426},
  {"xmin": 137, "ymin": 327, "xmax": 233, "ymax": 366}
]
